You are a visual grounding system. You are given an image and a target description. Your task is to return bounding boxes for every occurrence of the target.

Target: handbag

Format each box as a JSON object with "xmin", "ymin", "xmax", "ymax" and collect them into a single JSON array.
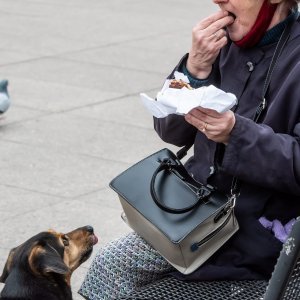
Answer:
[
  {"xmin": 109, "ymin": 19, "xmax": 293, "ymax": 275},
  {"xmin": 109, "ymin": 146, "xmax": 238, "ymax": 274}
]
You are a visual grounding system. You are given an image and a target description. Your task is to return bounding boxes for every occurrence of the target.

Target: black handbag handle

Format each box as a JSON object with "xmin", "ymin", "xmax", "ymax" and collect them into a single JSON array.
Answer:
[{"xmin": 150, "ymin": 158, "xmax": 212, "ymax": 214}]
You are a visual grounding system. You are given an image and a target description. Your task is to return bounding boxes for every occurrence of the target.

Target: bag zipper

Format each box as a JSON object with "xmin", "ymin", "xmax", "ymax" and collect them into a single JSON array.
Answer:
[{"xmin": 190, "ymin": 211, "xmax": 233, "ymax": 252}]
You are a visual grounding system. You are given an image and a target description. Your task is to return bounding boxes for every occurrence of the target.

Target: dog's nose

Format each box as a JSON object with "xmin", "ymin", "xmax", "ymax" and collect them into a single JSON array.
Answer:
[{"xmin": 85, "ymin": 225, "xmax": 94, "ymax": 234}]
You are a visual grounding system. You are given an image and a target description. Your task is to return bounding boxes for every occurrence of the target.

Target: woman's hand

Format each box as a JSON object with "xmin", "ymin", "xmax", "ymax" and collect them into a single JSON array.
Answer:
[
  {"xmin": 185, "ymin": 107, "xmax": 236, "ymax": 144},
  {"xmin": 187, "ymin": 11, "xmax": 234, "ymax": 79}
]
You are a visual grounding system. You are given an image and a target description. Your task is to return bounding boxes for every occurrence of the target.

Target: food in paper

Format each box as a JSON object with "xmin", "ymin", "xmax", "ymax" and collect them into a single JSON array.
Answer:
[
  {"xmin": 140, "ymin": 71, "xmax": 237, "ymax": 118},
  {"xmin": 169, "ymin": 79, "xmax": 193, "ymax": 90}
]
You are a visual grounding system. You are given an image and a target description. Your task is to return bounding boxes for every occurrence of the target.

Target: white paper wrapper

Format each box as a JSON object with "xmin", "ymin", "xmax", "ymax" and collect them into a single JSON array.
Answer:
[{"xmin": 140, "ymin": 71, "xmax": 237, "ymax": 118}]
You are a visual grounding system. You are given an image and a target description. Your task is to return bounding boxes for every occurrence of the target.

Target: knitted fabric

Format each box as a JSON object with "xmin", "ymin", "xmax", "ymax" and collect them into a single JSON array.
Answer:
[{"xmin": 78, "ymin": 232, "xmax": 174, "ymax": 300}]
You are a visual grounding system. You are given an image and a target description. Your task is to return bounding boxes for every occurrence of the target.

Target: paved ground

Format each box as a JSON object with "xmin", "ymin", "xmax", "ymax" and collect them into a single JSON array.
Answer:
[{"xmin": 0, "ymin": 0, "xmax": 215, "ymax": 298}]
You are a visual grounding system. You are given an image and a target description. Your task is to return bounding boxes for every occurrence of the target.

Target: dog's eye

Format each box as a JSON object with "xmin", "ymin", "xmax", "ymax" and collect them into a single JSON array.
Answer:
[{"xmin": 62, "ymin": 235, "xmax": 69, "ymax": 247}]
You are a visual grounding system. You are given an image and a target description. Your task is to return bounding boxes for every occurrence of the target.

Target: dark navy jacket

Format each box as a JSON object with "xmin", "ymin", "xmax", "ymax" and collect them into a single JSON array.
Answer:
[{"xmin": 154, "ymin": 18, "xmax": 300, "ymax": 281}]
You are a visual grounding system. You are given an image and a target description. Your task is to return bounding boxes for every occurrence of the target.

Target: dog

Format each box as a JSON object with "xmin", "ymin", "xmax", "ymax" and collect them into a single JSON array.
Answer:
[{"xmin": 0, "ymin": 225, "xmax": 98, "ymax": 300}]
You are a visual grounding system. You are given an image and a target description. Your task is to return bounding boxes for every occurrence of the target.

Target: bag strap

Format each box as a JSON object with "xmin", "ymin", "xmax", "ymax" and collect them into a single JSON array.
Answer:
[
  {"xmin": 254, "ymin": 19, "xmax": 293, "ymax": 123},
  {"xmin": 232, "ymin": 19, "xmax": 293, "ymax": 198},
  {"xmin": 176, "ymin": 142, "xmax": 193, "ymax": 160}
]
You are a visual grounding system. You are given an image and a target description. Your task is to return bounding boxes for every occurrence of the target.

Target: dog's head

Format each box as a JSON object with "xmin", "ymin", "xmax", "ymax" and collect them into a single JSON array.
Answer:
[{"xmin": 0, "ymin": 225, "xmax": 98, "ymax": 285}]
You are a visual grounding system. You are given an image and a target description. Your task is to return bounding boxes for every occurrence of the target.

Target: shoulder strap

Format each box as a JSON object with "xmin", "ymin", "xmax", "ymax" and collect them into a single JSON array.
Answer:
[
  {"xmin": 176, "ymin": 142, "xmax": 193, "ymax": 160},
  {"xmin": 232, "ymin": 19, "xmax": 294, "ymax": 196},
  {"xmin": 254, "ymin": 18, "xmax": 294, "ymax": 122}
]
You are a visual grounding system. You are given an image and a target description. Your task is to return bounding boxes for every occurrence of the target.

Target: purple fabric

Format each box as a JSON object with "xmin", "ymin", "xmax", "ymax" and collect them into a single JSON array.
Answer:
[{"xmin": 259, "ymin": 217, "xmax": 296, "ymax": 243}]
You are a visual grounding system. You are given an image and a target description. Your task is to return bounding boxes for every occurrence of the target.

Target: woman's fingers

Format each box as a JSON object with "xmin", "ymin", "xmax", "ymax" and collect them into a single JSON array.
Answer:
[
  {"xmin": 188, "ymin": 107, "xmax": 221, "ymax": 121},
  {"xmin": 195, "ymin": 13, "xmax": 234, "ymax": 36},
  {"xmin": 208, "ymin": 29, "xmax": 227, "ymax": 42},
  {"xmin": 185, "ymin": 109, "xmax": 236, "ymax": 144},
  {"xmin": 186, "ymin": 11, "xmax": 234, "ymax": 79},
  {"xmin": 197, "ymin": 10, "xmax": 230, "ymax": 30}
]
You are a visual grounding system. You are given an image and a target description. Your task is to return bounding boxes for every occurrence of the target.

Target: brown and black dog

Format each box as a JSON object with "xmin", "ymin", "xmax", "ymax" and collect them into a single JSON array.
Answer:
[{"xmin": 0, "ymin": 225, "xmax": 98, "ymax": 300}]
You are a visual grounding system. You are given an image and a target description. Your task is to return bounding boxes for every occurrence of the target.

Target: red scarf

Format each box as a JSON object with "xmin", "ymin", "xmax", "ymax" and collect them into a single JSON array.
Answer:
[{"xmin": 235, "ymin": 0, "xmax": 278, "ymax": 48}]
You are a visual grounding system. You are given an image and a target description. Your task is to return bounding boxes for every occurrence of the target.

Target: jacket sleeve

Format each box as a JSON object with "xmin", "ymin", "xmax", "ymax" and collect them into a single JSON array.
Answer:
[
  {"xmin": 222, "ymin": 114, "xmax": 300, "ymax": 195},
  {"xmin": 221, "ymin": 59, "xmax": 300, "ymax": 195},
  {"xmin": 154, "ymin": 114, "xmax": 197, "ymax": 147}
]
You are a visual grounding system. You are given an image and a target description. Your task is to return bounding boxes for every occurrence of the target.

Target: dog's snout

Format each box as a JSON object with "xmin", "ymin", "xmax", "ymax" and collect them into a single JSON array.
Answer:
[{"xmin": 85, "ymin": 225, "xmax": 94, "ymax": 234}]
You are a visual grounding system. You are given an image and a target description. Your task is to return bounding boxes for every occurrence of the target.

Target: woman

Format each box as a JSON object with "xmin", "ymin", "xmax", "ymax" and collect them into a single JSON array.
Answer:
[{"xmin": 79, "ymin": 0, "xmax": 300, "ymax": 299}]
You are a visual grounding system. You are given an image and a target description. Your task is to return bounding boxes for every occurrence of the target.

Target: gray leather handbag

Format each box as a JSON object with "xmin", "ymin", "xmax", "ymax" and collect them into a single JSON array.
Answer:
[{"xmin": 109, "ymin": 147, "xmax": 239, "ymax": 274}]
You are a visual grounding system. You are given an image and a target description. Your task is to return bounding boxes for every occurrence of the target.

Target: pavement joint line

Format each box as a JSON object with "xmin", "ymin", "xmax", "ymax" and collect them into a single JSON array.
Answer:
[
  {"xmin": 71, "ymin": 186, "xmax": 110, "ymax": 201},
  {"xmin": 0, "ymin": 114, "xmax": 50, "ymax": 128},
  {"xmin": 53, "ymin": 86, "xmax": 163, "ymax": 114},
  {"xmin": 51, "ymin": 27, "xmax": 190, "ymax": 55},
  {"xmin": 0, "ymin": 203, "xmax": 71, "ymax": 224},
  {"xmin": 51, "ymin": 28, "xmax": 190, "ymax": 56},
  {"xmin": 16, "ymin": 0, "xmax": 142, "ymax": 9},
  {"xmin": 0, "ymin": 29, "xmax": 188, "ymax": 69},
  {"xmin": 0, "ymin": 183, "xmax": 69, "ymax": 200},
  {"xmin": 0, "ymin": 183, "xmax": 115, "ymax": 206},
  {"xmin": 57, "ymin": 56, "xmax": 167, "ymax": 76},
  {"xmin": 76, "ymin": 152, "xmax": 137, "ymax": 165},
  {"xmin": 0, "ymin": 9, "xmax": 41, "ymax": 18},
  {"xmin": 0, "ymin": 112, "xmax": 52, "ymax": 126},
  {"xmin": 1, "ymin": 87, "xmax": 158, "ymax": 126},
  {"xmin": 1, "ymin": 197, "xmax": 123, "ymax": 224},
  {"xmin": 1, "ymin": 195, "xmax": 118, "ymax": 219},
  {"xmin": 3, "ymin": 85, "xmax": 161, "ymax": 123},
  {"xmin": 11, "ymin": 103, "xmax": 51, "ymax": 113},
  {"xmin": 1, "ymin": 136, "xmax": 133, "ymax": 166},
  {"xmin": 0, "ymin": 85, "xmax": 162, "ymax": 123},
  {"xmin": 0, "ymin": 111, "xmax": 56, "ymax": 126}
]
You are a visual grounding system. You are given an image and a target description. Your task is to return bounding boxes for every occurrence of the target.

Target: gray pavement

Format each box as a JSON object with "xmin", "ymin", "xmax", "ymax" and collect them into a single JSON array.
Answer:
[{"xmin": 0, "ymin": 0, "xmax": 215, "ymax": 298}]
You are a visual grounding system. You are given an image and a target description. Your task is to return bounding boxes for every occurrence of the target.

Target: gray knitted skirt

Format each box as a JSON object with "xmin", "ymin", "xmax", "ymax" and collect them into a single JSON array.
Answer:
[{"xmin": 78, "ymin": 232, "xmax": 174, "ymax": 300}]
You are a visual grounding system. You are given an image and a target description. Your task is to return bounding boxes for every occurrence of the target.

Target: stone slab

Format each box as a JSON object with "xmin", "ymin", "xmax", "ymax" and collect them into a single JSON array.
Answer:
[
  {"xmin": 0, "ymin": 112, "xmax": 171, "ymax": 164},
  {"xmin": 0, "ymin": 184, "xmax": 63, "ymax": 222},
  {"xmin": 0, "ymin": 105, "xmax": 46, "ymax": 126},
  {"xmin": 58, "ymin": 43, "xmax": 184, "ymax": 75},
  {"xmin": 0, "ymin": 58, "xmax": 164, "ymax": 95},
  {"xmin": 68, "ymin": 93, "xmax": 159, "ymax": 129},
  {"xmin": 0, "ymin": 140, "xmax": 128, "ymax": 197},
  {"xmin": 7, "ymin": 77, "xmax": 123, "ymax": 112}
]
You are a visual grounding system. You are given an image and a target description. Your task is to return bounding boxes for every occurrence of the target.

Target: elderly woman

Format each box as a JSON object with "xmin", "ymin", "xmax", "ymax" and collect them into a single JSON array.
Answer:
[{"xmin": 79, "ymin": 0, "xmax": 300, "ymax": 299}]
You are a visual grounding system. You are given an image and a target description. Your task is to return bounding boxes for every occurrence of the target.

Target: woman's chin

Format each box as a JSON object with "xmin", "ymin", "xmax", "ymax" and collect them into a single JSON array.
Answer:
[
  {"xmin": 226, "ymin": 31, "xmax": 237, "ymax": 42},
  {"xmin": 226, "ymin": 28, "xmax": 244, "ymax": 43}
]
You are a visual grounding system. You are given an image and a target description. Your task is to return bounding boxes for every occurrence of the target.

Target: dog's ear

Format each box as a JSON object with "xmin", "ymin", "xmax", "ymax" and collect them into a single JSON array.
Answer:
[
  {"xmin": 29, "ymin": 244, "xmax": 69, "ymax": 276},
  {"xmin": 0, "ymin": 247, "xmax": 17, "ymax": 283}
]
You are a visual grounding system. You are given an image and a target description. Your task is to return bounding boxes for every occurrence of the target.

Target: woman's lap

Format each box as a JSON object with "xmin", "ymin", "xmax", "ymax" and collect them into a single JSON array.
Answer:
[{"xmin": 78, "ymin": 232, "xmax": 174, "ymax": 300}]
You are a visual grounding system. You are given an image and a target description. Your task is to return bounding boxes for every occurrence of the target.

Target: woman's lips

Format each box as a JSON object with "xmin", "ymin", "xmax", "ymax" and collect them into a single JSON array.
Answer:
[
  {"xmin": 226, "ymin": 11, "xmax": 236, "ymax": 28},
  {"xmin": 228, "ymin": 11, "xmax": 236, "ymax": 20}
]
